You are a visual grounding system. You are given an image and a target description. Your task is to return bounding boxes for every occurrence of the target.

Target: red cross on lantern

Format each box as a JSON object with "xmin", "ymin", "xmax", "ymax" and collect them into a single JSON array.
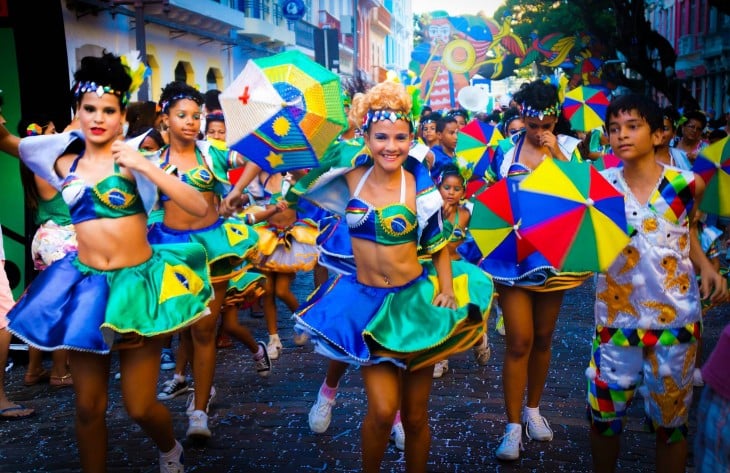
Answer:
[{"xmin": 238, "ymin": 86, "xmax": 251, "ymax": 105}]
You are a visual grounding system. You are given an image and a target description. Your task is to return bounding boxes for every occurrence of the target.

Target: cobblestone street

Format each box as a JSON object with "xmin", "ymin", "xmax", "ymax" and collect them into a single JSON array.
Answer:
[{"xmin": 1, "ymin": 273, "xmax": 727, "ymax": 472}]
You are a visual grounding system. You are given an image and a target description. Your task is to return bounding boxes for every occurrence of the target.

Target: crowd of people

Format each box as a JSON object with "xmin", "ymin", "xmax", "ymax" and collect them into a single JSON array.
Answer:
[{"xmin": 0, "ymin": 51, "xmax": 728, "ymax": 473}]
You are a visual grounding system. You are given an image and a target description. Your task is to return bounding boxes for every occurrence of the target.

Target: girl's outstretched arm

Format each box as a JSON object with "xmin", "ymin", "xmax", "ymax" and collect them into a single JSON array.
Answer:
[{"xmin": 111, "ymin": 140, "xmax": 208, "ymax": 217}]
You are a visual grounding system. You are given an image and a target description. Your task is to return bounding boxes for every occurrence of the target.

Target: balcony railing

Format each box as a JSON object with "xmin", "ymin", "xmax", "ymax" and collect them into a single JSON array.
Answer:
[
  {"xmin": 294, "ymin": 20, "xmax": 315, "ymax": 49},
  {"xmin": 237, "ymin": 0, "xmax": 285, "ymax": 26},
  {"xmin": 677, "ymin": 34, "xmax": 705, "ymax": 56}
]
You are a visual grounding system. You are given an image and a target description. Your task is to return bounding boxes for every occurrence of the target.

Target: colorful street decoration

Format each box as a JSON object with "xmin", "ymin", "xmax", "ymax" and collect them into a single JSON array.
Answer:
[{"xmin": 410, "ymin": 11, "xmax": 616, "ymax": 111}]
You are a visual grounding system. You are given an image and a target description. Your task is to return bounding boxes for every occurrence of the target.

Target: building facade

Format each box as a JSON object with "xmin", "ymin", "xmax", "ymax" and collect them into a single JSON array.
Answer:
[{"xmin": 646, "ymin": 0, "xmax": 730, "ymax": 114}]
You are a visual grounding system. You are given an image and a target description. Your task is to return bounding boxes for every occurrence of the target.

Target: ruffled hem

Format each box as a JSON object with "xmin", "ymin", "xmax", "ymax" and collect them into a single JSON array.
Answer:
[{"xmin": 7, "ymin": 244, "xmax": 213, "ymax": 353}]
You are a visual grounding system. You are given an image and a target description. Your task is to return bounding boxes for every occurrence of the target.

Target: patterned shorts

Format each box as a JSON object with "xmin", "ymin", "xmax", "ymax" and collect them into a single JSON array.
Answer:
[{"xmin": 586, "ymin": 340, "xmax": 696, "ymax": 442}]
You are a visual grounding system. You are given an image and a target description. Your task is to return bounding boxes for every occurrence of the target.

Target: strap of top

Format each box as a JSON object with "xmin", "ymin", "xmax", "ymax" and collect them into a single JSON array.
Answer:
[
  {"xmin": 352, "ymin": 166, "xmax": 406, "ymax": 203},
  {"xmin": 68, "ymin": 151, "xmax": 85, "ymax": 172},
  {"xmin": 162, "ymin": 146, "xmax": 204, "ymax": 171},
  {"xmin": 352, "ymin": 166, "xmax": 373, "ymax": 197}
]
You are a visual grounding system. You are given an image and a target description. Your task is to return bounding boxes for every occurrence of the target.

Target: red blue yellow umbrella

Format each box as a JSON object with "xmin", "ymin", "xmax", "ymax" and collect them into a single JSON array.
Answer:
[
  {"xmin": 468, "ymin": 179, "xmax": 543, "ymax": 274},
  {"xmin": 455, "ymin": 119, "xmax": 504, "ymax": 181},
  {"xmin": 220, "ymin": 50, "xmax": 348, "ymax": 173},
  {"xmin": 517, "ymin": 159, "xmax": 630, "ymax": 272},
  {"xmin": 562, "ymin": 85, "xmax": 610, "ymax": 133},
  {"xmin": 693, "ymin": 136, "xmax": 730, "ymax": 216}
]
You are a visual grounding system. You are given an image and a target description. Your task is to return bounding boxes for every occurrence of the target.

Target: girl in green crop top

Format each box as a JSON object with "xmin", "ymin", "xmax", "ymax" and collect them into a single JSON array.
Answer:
[
  {"xmin": 288, "ymin": 81, "xmax": 494, "ymax": 473},
  {"xmin": 17, "ymin": 115, "xmax": 76, "ymax": 390}
]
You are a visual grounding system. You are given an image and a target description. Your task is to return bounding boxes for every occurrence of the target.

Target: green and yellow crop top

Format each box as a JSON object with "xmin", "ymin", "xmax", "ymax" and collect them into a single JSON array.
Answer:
[
  {"xmin": 443, "ymin": 210, "xmax": 466, "ymax": 243},
  {"xmin": 60, "ymin": 152, "xmax": 145, "ymax": 224},
  {"xmin": 345, "ymin": 166, "xmax": 418, "ymax": 245},
  {"xmin": 159, "ymin": 147, "xmax": 215, "ymax": 202}
]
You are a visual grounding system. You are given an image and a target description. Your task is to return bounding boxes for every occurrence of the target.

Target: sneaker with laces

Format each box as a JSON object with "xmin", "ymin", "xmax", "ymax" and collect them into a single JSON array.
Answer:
[
  {"xmin": 495, "ymin": 423, "xmax": 523, "ymax": 461},
  {"xmin": 390, "ymin": 421, "xmax": 405, "ymax": 451},
  {"xmin": 267, "ymin": 334, "xmax": 283, "ymax": 360},
  {"xmin": 159, "ymin": 442, "xmax": 184, "ymax": 473},
  {"xmin": 254, "ymin": 341, "xmax": 272, "ymax": 377},
  {"xmin": 432, "ymin": 359, "xmax": 449, "ymax": 379},
  {"xmin": 473, "ymin": 334, "xmax": 491, "ymax": 366},
  {"xmin": 185, "ymin": 386, "xmax": 217, "ymax": 415},
  {"xmin": 157, "ymin": 378, "xmax": 190, "ymax": 401},
  {"xmin": 308, "ymin": 391, "xmax": 336, "ymax": 434},
  {"xmin": 160, "ymin": 349, "xmax": 176, "ymax": 371},
  {"xmin": 186, "ymin": 410, "xmax": 211, "ymax": 440},
  {"xmin": 523, "ymin": 407, "xmax": 554, "ymax": 441}
]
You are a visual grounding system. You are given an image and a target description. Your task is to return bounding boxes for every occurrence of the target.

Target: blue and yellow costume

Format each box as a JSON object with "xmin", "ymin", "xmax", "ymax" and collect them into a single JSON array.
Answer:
[
  {"xmin": 246, "ymin": 188, "xmax": 319, "ymax": 274},
  {"xmin": 7, "ymin": 131, "xmax": 212, "ymax": 354},
  {"xmin": 286, "ymin": 139, "xmax": 494, "ymax": 371},
  {"xmin": 146, "ymin": 140, "xmax": 259, "ymax": 283},
  {"xmin": 460, "ymin": 132, "xmax": 591, "ymax": 290}
]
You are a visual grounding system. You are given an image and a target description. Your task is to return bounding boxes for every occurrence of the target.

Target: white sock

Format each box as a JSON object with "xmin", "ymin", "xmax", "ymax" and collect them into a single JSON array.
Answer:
[
  {"xmin": 524, "ymin": 406, "xmax": 540, "ymax": 419},
  {"xmin": 173, "ymin": 373, "xmax": 186, "ymax": 383},
  {"xmin": 505, "ymin": 422, "xmax": 521, "ymax": 433},
  {"xmin": 159, "ymin": 440, "xmax": 182, "ymax": 462}
]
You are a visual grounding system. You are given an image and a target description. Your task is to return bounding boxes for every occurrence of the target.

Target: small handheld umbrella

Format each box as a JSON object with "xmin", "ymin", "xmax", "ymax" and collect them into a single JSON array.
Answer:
[
  {"xmin": 220, "ymin": 50, "xmax": 348, "ymax": 173},
  {"xmin": 517, "ymin": 159, "xmax": 630, "ymax": 272},
  {"xmin": 561, "ymin": 85, "xmax": 610, "ymax": 133},
  {"xmin": 692, "ymin": 136, "xmax": 730, "ymax": 216},
  {"xmin": 454, "ymin": 119, "xmax": 504, "ymax": 181},
  {"xmin": 468, "ymin": 179, "xmax": 546, "ymax": 277}
]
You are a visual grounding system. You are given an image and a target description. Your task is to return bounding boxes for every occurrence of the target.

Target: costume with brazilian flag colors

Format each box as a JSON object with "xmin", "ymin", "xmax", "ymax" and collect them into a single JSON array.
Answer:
[
  {"xmin": 285, "ymin": 139, "xmax": 494, "ymax": 371},
  {"xmin": 147, "ymin": 138, "xmax": 259, "ymax": 283},
  {"xmin": 6, "ymin": 131, "xmax": 213, "ymax": 354}
]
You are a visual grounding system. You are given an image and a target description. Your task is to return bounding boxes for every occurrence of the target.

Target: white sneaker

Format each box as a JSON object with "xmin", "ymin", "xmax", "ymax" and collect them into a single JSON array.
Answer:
[
  {"xmin": 693, "ymin": 367, "xmax": 704, "ymax": 387},
  {"xmin": 432, "ymin": 359, "xmax": 449, "ymax": 379},
  {"xmin": 186, "ymin": 410, "xmax": 211, "ymax": 440},
  {"xmin": 473, "ymin": 334, "xmax": 491, "ymax": 366},
  {"xmin": 185, "ymin": 386, "xmax": 217, "ymax": 415},
  {"xmin": 495, "ymin": 423, "xmax": 523, "ymax": 461},
  {"xmin": 390, "ymin": 421, "xmax": 405, "ymax": 451},
  {"xmin": 308, "ymin": 391, "xmax": 336, "ymax": 434},
  {"xmin": 159, "ymin": 441, "xmax": 184, "ymax": 473},
  {"xmin": 523, "ymin": 407, "xmax": 554, "ymax": 441},
  {"xmin": 267, "ymin": 334, "xmax": 283, "ymax": 360},
  {"xmin": 293, "ymin": 332, "xmax": 310, "ymax": 346}
]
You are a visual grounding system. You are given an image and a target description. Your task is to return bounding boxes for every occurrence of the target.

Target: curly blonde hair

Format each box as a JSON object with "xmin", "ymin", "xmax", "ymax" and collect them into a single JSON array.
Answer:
[{"xmin": 349, "ymin": 81, "xmax": 412, "ymax": 131}]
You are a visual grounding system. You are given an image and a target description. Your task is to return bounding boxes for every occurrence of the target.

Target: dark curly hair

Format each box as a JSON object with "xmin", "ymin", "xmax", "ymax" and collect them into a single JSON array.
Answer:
[
  {"xmin": 513, "ymin": 80, "xmax": 559, "ymax": 112},
  {"xmin": 437, "ymin": 163, "xmax": 465, "ymax": 186},
  {"xmin": 71, "ymin": 52, "xmax": 132, "ymax": 110},
  {"xmin": 158, "ymin": 81, "xmax": 204, "ymax": 114}
]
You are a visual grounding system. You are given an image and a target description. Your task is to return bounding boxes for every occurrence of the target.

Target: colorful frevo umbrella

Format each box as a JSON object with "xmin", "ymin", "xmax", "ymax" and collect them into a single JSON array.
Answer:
[
  {"xmin": 692, "ymin": 135, "xmax": 730, "ymax": 216},
  {"xmin": 455, "ymin": 120, "xmax": 504, "ymax": 181},
  {"xmin": 562, "ymin": 85, "xmax": 610, "ymax": 133},
  {"xmin": 220, "ymin": 50, "xmax": 348, "ymax": 173},
  {"xmin": 468, "ymin": 179, "xmax": 545, "ymax": 277},
  {"xmin": 517, "ymin": 159, "xmax": 630, "ymax": 272}
]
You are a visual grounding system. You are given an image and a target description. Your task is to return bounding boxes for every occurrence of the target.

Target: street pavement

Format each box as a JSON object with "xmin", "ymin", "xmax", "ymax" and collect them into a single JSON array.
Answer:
[{"xmin": 1, "ymin": 271, "xmax": 728, "ymax": 472}]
